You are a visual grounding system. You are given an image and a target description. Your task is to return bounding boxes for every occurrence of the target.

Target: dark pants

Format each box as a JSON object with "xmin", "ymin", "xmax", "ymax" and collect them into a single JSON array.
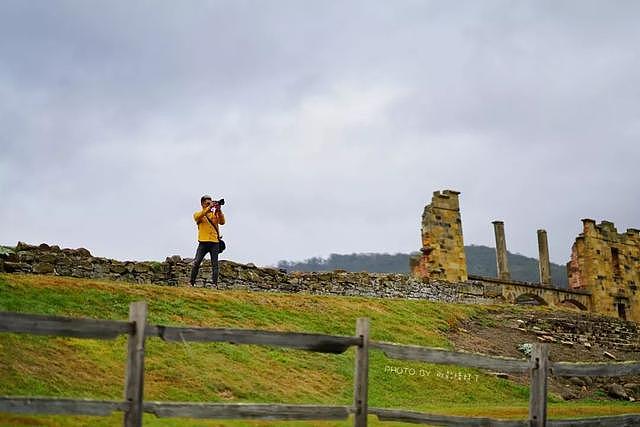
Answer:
[{"xmin": 190, "ymin": 242, "xmax": 220, "ymax": 285}]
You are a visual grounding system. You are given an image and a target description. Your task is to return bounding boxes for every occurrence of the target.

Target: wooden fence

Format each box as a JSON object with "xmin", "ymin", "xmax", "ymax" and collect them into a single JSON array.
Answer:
[{"xmin": 1, "ymin": 301, "xmax": 640, "ymax": 426}]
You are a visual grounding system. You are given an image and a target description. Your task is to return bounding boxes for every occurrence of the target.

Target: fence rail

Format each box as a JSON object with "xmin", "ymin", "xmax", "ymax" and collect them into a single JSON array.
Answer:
[
  {"xmin": 371, "ymin": 341, "xmax": 531, "ymax": 373},
  {"xmin": 1, "ymin": 302, "xmax": 640, "ymax": 426},
  {"xmin": 370, "ymin": 407, "xmax": 529, "ymax": 426},
  {"xmin": 551, "ymin": 360, "xmax": 640, "ymax": 377},
  {"xmin": 0, "ymin": 311, "xmax": 131, "ymax": 339},
  {"xmin": 0, "ymin": 397, "xmax": 129, "ymax": 416},
  {"xmin": 144, "ymin": 402, "xmax": 352, "ymax": 420},
  {"xmin": 148, "ymin": 325, "xmax": 360, "ymax": 353}
]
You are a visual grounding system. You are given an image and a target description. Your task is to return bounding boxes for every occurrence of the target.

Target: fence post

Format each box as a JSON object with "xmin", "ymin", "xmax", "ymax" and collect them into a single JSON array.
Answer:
[
  {"xmin": 123, "ymin": 301, "xmax": 147, "ymax": 427},
  {"xmin": 528, "ymin": 343, "xmax": 549, "ymax": 427},
  {"xmin": 353, "ymin": 317, "xmax": 369, "ymax": 427}
]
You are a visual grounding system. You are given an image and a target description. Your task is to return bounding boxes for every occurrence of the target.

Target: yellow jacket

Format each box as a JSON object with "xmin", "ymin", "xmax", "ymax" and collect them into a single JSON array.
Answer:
[{"xmin": 194, "ymin": 208, "xmax": 225, "ymax": 242}]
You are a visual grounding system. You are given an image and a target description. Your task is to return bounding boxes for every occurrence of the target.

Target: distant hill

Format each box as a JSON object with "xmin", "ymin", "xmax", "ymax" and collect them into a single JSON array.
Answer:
[{"xmin": 277, "ymin": 245, "xmax": 568, "ymax": 288}]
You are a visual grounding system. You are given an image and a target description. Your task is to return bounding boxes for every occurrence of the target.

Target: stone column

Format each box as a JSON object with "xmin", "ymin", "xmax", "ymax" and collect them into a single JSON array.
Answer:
[
  {"xmin": 537, "ymin": 229, "xmax": 551, "ymax": 285},
  {"xmin": 411, "ymin": 190, "xmax": 468, "ymax": 282},
  {"xmin": 492, "ymin": 221, "xmax": 510, "ymax": 281}
]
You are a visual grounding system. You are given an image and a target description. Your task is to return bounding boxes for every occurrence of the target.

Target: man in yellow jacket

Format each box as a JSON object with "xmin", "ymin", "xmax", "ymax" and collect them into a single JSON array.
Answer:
[{"xmin": 190, "ymin": 195, "xmax": 226, "ymax": 286}]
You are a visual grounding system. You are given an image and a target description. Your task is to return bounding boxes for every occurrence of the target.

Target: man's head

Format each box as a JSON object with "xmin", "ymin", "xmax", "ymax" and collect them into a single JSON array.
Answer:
[{"xmin": 201, "ymin": 194, "xmax": 212, "ymax": 208}]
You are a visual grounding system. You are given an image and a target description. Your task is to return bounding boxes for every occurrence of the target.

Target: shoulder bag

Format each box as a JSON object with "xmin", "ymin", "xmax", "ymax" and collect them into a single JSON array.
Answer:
[{"xmin": 203, "ymin": 211, "xmax": 226, "ymax": 253}]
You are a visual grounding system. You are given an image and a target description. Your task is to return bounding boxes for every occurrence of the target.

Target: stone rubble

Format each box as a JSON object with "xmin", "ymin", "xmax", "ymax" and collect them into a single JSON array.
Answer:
[{"xmin": 514, "ymin": 312, "xmax": 640, "ymax": 353}]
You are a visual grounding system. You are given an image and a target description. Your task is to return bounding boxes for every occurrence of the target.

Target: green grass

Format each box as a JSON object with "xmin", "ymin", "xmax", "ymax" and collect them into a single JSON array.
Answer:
[{"xmin": 0, "ymin": 273, "xmax": 638, "ymax": 426}]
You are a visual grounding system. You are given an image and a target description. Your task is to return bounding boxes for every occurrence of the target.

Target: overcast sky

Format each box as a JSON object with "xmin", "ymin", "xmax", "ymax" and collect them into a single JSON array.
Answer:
[{"xmin": 1, "ymin": 0, "xmax": 639, "ymax": 267}]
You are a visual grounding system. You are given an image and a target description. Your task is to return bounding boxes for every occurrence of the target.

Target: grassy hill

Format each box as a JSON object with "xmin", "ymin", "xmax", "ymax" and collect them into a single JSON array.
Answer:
[
  {"xmin": 277, "ymin": 245, "xmax": 568, "ymax": 288},
  {"xmin": 0, "ymin": 273, "xmax": 634, "ymax": 426}
]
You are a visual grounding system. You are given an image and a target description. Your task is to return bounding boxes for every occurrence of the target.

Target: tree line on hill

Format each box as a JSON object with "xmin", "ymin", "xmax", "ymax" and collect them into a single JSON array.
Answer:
[{"xmin": 277, "ymin": 245, "xmax": 568, "ymax": 288}]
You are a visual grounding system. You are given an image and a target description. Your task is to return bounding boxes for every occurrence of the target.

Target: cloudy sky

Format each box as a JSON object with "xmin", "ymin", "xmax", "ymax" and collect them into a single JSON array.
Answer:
[{"xmin": 1, "ymin": 0, "xmax": 639, "ymax": 267}]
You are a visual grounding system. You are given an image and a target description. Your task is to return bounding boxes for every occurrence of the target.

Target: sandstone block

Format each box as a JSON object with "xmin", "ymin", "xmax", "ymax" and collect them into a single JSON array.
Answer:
[
  {"xmin": 606, "ymin": 383, "xmax": 628, "ymax": 400},
  {"xmin": 33, "ymin": 262, "xmax": 55, "ymax": 274},
  {"xmin": 624, "ymin": 383, "xmax": 640, "ymax": 394},
  {"xmin": 568, "ymin": 377, "xmax": 586, "ymax": 387},
  {"xmin": 76, "ymin": 248, "xmax": 91, "ymax": 257},
  {"xmin": 17, "ymin": 252, "xmax": 35, "ymax": 263},
  {"xmin": 16, "ymin": 242, "xmax": 37, "ymax": 251},
  {"xmin": 133, "ymin": 263, "xmax": 151, "ymax": 273},
  {"xmin": 560, "ymin": 389, "xmax": 579, "ymax": 400},
  {"xmin": 110, "ymin": 263, "xmax": 127, "ymax": 274},
  {"xmin": 166, "ymin": 255, "xmax": 182, "ymax": 264},
  {"xmin": 38, "ymin": 253, "xmax": 58, "ymax": 264},
  {"xmin": 3, "ymin": 262, "xmax": 31, "ymax": 273}
]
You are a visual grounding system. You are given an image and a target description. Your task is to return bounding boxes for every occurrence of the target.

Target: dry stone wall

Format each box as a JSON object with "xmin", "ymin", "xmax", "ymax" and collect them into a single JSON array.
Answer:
[{"xmin": 0, "ymin": 242, "xmax": 499, "ymax": 304}]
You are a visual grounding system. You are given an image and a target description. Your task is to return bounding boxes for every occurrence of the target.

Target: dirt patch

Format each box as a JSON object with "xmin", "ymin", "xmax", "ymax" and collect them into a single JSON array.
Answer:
[{"xmin": 448, "ymin": 305, "xmax": 640, "ymax": 401}]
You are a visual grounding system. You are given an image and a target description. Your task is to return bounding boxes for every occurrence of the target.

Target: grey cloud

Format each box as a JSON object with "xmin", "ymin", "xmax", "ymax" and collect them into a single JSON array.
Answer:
[{"xmin": 1, "ymin": 0, "xmax": 639, "ymax": 266}]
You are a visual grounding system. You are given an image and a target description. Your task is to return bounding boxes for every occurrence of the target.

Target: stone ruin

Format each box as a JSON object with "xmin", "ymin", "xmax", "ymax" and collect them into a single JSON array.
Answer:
[
  {"xmin": 409, "ymin": 189, "xmax": 640, "ymax": 322},
  {"xmin": 409, "ymin": 189, "xmax": 554, "ymax": 286},
  {"xmin": 409, "ymin": 190, "xmax": 468, "ymax": 282},
  {"xmin": 568, "ymin": 219, "xmax": 640, "ymax": 321}
]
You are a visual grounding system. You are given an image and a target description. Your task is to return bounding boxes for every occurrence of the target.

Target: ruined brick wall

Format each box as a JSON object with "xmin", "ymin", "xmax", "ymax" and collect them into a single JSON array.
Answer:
[
  {"xmin": 410, "ymin": 190, "xmax": 468, "ymax": 282},
  {"xmin": 568, "ymin": 219, "xmax": 640, "ymax": 322}
]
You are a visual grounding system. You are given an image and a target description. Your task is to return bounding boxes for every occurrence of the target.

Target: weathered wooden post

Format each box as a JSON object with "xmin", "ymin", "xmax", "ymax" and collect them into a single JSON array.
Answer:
[
  {"xmin": 353, "ymin": 317, "xmax": 369, "ymax": 427},
  {"xmin": 528, "ymin": 343, "xmax": 549, "ymax": 427},
  {"xmin": 123, "ymin": 301, "xmax": 147, "ymax": 427}
]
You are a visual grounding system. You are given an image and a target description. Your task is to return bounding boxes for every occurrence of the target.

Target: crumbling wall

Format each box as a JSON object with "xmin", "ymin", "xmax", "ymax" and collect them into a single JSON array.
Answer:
[
  {"xmin": 0, "ymin": 242, "xmax": 498, "ymax": 304},
  {"xmin": 410, "ymin": 190, "xmax": 468, "ymax": 282},
  {"xmin": 568, "ymin": 219, "xmax": 640, "ymax": 322}
]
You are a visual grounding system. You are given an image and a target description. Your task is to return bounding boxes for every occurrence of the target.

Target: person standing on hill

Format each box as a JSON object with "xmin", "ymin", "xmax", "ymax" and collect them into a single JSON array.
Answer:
[{"xmin": 190, "ymin": 195, "xmax": 225, "ymax": 286}]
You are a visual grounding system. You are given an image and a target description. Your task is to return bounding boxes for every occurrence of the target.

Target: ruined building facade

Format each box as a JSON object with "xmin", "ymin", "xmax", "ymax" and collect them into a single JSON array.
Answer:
[{"xmin": 568, "ymin": 219, "xmax": 640, "ymax": 322}]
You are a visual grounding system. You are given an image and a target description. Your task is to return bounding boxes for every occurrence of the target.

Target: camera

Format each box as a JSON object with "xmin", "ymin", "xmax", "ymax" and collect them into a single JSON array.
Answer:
[{"xmin": 209, "ymin": 198, "xmax": 225, "ymax": 211}]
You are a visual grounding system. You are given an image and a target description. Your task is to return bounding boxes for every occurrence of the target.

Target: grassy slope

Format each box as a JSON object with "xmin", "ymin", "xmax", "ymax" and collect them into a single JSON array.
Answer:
[{"xmin": 0, "ymin": 273, "xmax": 636, "ymax": 426}]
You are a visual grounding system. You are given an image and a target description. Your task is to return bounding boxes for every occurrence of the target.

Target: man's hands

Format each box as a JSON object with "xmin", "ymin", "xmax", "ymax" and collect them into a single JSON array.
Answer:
[
  {"xmin": 202, "ymin": 199, "xmax": 222, "ymax": 214},
  {"xmin": 210, "ymin": 201, "xmax": 222, "ymax": 213}
]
